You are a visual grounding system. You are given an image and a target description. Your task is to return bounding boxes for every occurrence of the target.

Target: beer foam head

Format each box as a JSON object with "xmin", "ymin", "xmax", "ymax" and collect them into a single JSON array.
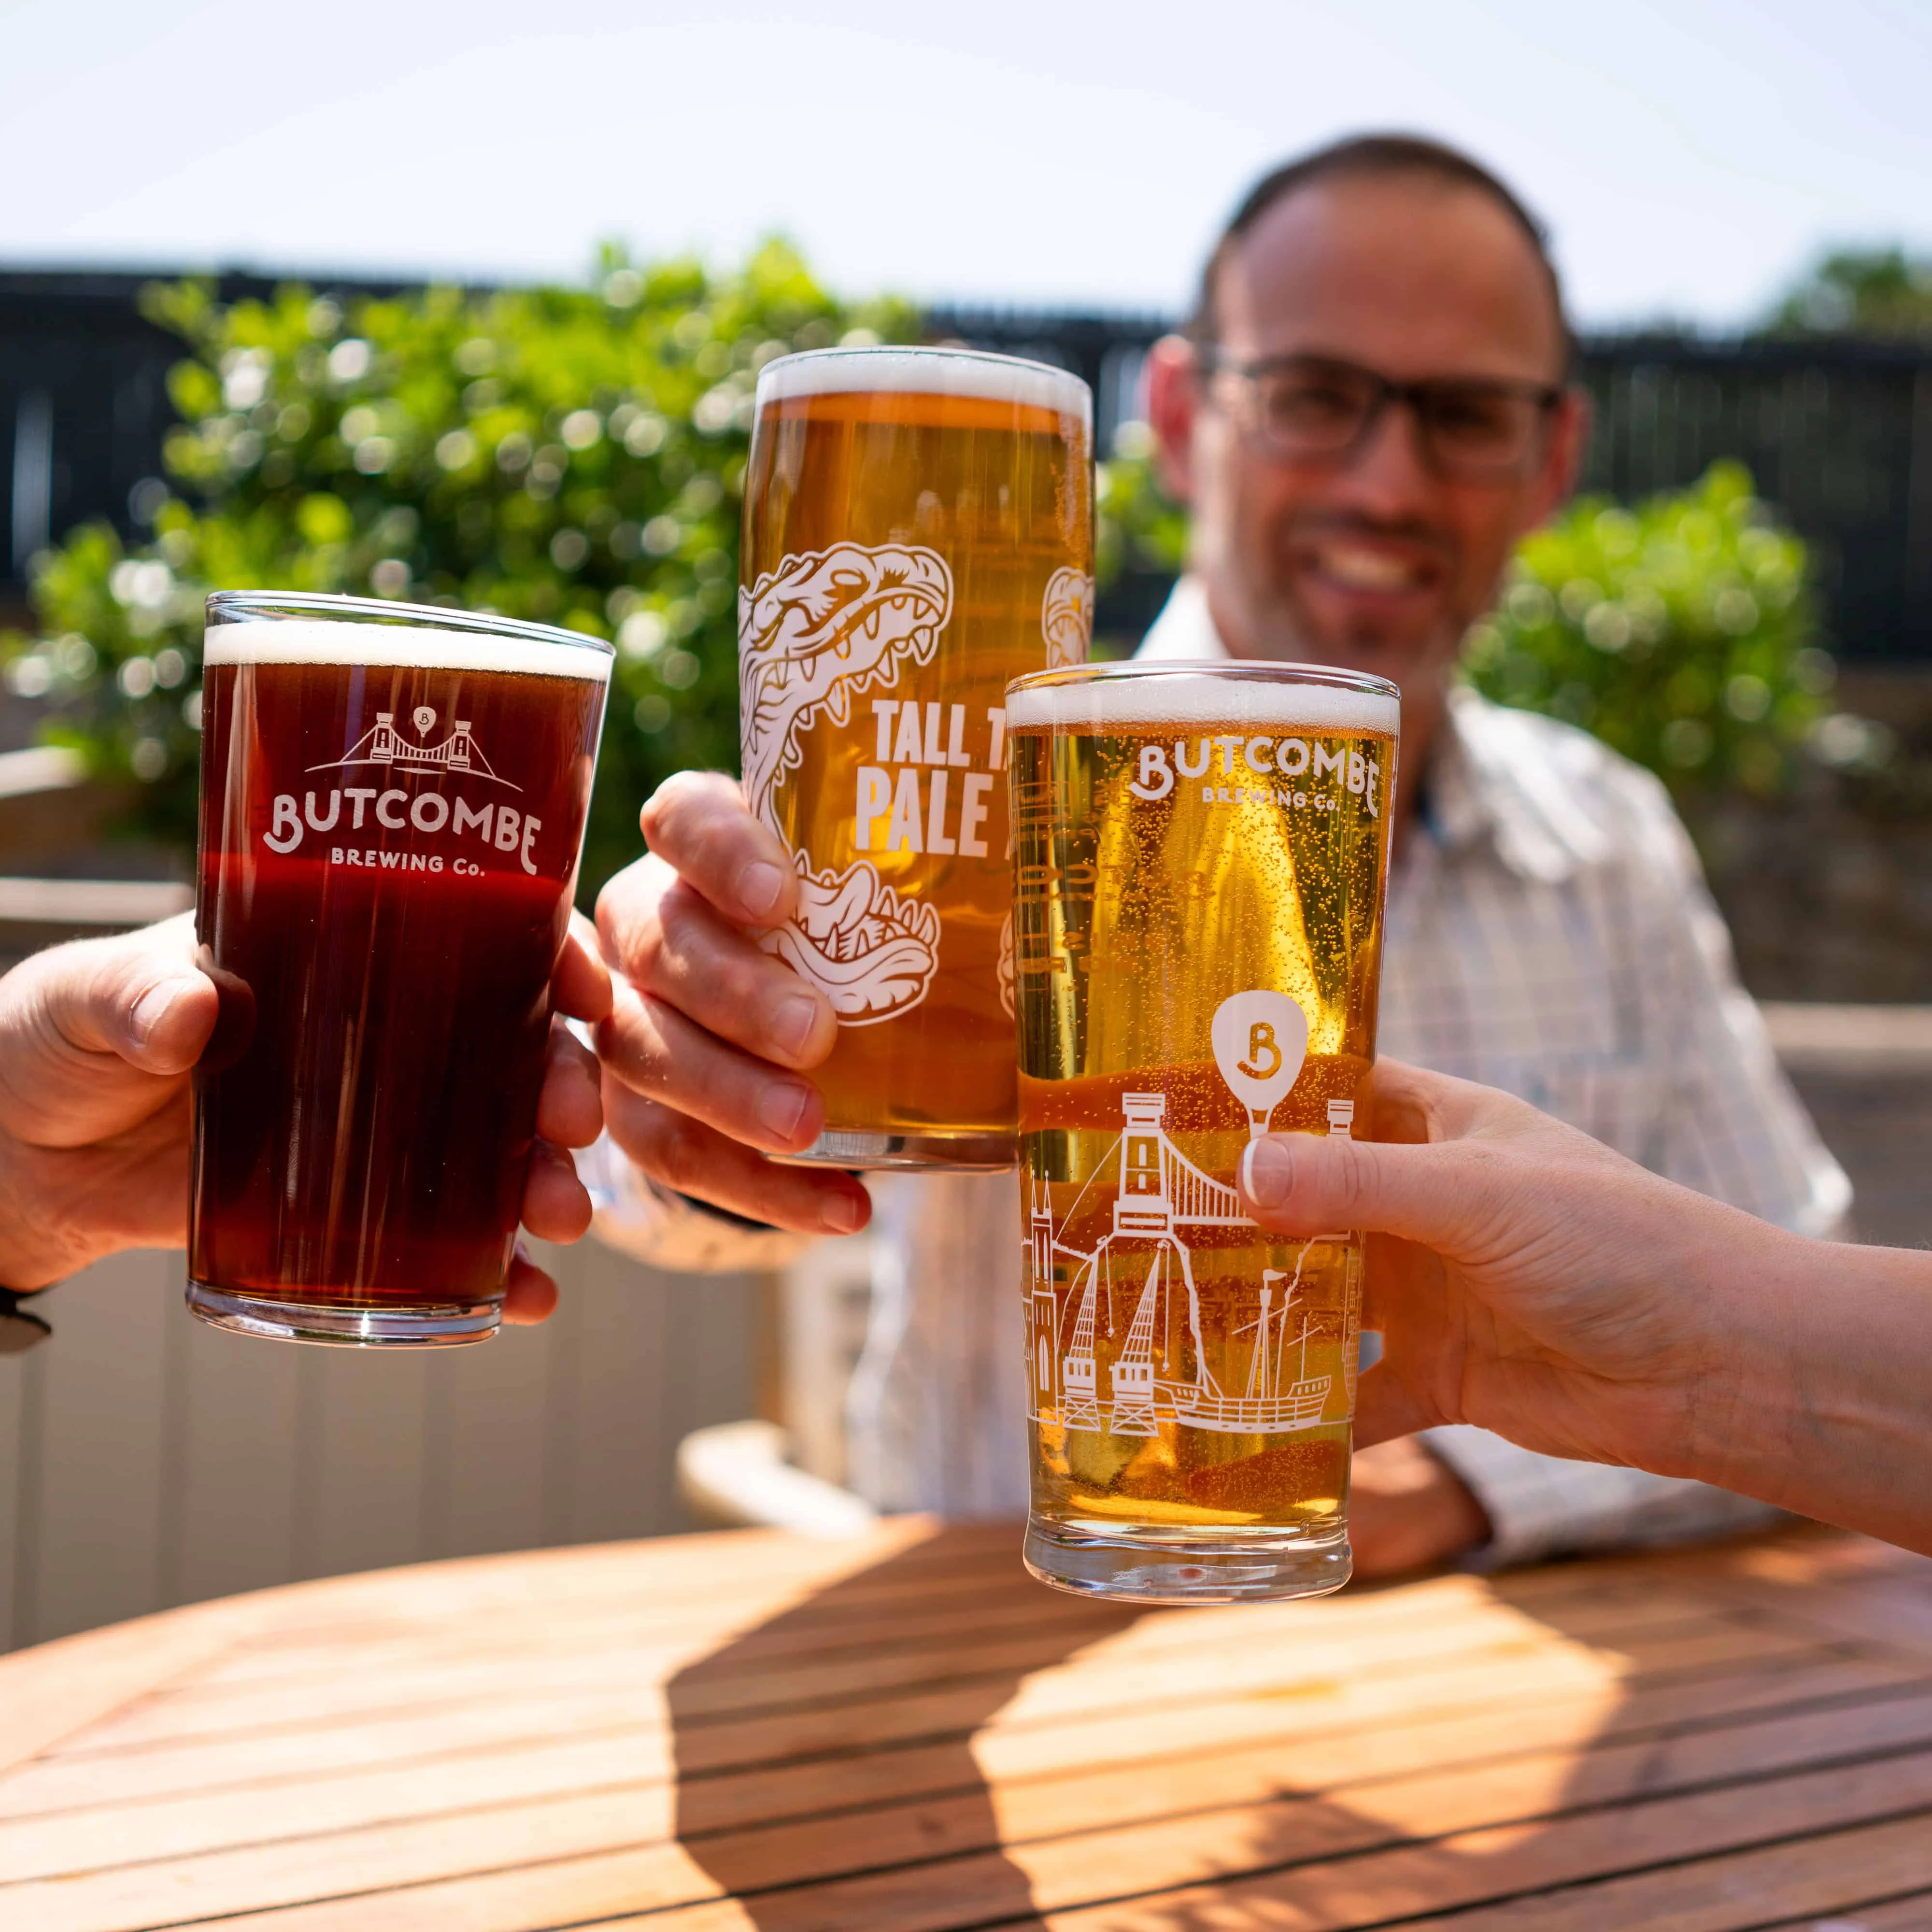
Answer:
[
  {"xmin": 758, "ymin": 346, "xmax": 1091, "ymax": 425},
  {"xmin": 1006, "ymin": 666, "xmax": 1399, "ymax": 737},
  {"xmin": 204, "ymin": 619, "xmax": 613, "ymax": 683}
]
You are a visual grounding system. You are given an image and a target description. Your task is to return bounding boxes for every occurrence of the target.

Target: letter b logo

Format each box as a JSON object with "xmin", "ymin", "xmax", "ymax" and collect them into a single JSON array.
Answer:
[
  {"xmin": 1238, "ymin": 1022, "xmax": 1282, "ymax": 1080},
  {"xmin": 1128, "ymin": 744, "xmax": 1174, "ymax": 802}
]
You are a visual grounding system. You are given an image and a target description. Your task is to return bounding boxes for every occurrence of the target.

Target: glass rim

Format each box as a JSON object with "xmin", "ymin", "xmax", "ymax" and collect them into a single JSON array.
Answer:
[
  {"xmin": 1007, "ymin": 658, "xmax": 1400, "ymax": 702},
  {"xmin": 205, "ymin": 590, "xmax": 615, "ymax": 658},
  {"xmin": 755, "ymin": 343, "xmax": 1092, "ymax": 424}
]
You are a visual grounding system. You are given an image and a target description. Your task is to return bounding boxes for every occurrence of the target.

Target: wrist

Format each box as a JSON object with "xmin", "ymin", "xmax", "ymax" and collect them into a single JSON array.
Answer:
[
  {"xmin": 1600, "ymin": 1204, "xmax": 1805, "ymax": 1496},
  {"xmin": 1709, "ymin": 1236, "xmax": 1932, "ymax": 1550}
]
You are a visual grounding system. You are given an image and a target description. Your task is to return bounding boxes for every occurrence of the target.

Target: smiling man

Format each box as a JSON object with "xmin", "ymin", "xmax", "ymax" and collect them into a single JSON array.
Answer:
[{"xmin": 589, "ymin": 134, "xmax": 1849, "ymax": 1574}]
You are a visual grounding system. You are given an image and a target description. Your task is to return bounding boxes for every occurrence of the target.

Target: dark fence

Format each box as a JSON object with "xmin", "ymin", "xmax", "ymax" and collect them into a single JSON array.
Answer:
[{"xmin": 4, "ymin": 273, "xmax": 1930, "ymax": 659}]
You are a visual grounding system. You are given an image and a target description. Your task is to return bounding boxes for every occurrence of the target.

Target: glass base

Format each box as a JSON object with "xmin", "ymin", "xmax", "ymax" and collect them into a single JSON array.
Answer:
[
  {"xmin": 775, "ymin": 1127, "xmax": 1017, "ymax": 1171},
  {"xmin": 1024, "ymin": 1516, "xmax": 1352, "ymax": 1605},
  {"xmin": 185, "ymin": 1281, "xmax": 502, "ymax": 1348}
]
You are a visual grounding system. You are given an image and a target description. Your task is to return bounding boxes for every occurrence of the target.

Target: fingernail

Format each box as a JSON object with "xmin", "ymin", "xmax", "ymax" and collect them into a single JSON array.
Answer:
[
  {"xmin": 1240, "ymin": 1136, "xmax": 1293, "ymax": 1209},
  {"xmin": 130, "ymin": 977, "xmax": 197, "ymax": 1050},
  {"xmin": 737, "ymin": 861, "xmax": 786, "ymax": 921},
  {"xmin": 819, "ymin": 1191, "xmax": 866, "ymax": 1235},
  {"xmin": 771, "ymin": 994, "xmax": 819, "ymax": 1058},
  {"xmin": 756, "ymin": 1081, "xmax": 811, "ymax": 1143}
]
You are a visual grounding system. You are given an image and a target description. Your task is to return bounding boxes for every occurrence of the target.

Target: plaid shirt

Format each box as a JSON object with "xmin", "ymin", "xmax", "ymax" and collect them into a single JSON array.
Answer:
[{"xmin": 595, "ymin": 578, "xmax": 1847, "ymax": 1564}]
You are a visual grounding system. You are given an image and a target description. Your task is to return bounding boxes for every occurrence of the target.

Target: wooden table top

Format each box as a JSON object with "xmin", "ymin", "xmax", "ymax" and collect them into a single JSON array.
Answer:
[{"xmin": 2, "ymin": 1520, "xmax": 1930, "ymax": 1931}]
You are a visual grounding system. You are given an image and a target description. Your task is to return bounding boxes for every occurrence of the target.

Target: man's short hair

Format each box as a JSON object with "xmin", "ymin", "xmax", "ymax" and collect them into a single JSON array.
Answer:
[{"xmin": 1190, "ymin": 133, "xmax": 1573, "ymax": 371}]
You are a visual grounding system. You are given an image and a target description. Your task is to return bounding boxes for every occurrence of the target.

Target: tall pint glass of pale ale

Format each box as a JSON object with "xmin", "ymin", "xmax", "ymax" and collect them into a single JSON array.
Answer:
[
  {"xmin": 740, "ymin": 346, "xmax": 1093, "ymax": 1169},
  {"xmin": 1007, "ymin": 660, "xmax": 1399, "ymax": 1602},
  {"xmin": 188, "ymin": 592, "xmax": 611, "ymax": 1345}
]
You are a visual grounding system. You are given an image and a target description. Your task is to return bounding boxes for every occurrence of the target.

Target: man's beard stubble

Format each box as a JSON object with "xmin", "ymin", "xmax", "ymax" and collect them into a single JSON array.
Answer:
[{"xmin": 1211, "ymin": 508, "xmax": 1475, "ymax": 692}]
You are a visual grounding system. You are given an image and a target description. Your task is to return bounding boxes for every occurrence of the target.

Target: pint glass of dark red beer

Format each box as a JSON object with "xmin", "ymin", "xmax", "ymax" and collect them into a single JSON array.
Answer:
[{"xmin": 187, "ymin": 592, "xmax": 612, "ymax": 1345}]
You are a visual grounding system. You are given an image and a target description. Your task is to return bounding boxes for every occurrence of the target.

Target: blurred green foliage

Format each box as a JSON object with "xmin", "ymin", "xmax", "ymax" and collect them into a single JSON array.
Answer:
[
  {"xmin": 1095, "ymin": 420, "xmax": 1187, "ymax": 588},
  {"xmin": 1, "ymin": 246, "xmax": 913, "ymax": 894},
  {"xmin": 1767, "ymin": 245, "xmax": 1932, "ymax": 339},
  {"xmin": 1463, "ymin": 462, "xmax": 1833, "ymax": 797}
]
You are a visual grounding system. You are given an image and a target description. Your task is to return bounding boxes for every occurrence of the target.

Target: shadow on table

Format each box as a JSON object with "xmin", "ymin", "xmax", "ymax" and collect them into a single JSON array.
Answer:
[
  {"xmin": 1075, "ymin": 1529, "xmax": 1932, "ymax": 1931},
  {"xmin": 665, "ymin": 1524, "xmax": 1927, "ymax": 1930},
  {"xmin": 663, "ymin": 1521, "xmax": 1141, "ymax": 1928}
]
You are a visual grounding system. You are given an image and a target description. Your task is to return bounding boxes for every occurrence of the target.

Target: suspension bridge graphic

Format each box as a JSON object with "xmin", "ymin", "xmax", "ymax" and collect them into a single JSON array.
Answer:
[
  {"xmin": 307, "ymin": 708, "xmax": 520, "ymax": 790},
  {"xmin": 1024, "ymin": 1091, "xmax": 1356, "ymax": 1438}
]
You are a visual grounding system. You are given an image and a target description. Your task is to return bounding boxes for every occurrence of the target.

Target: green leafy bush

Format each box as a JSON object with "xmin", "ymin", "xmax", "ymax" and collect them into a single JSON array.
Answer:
[
  {"xmin": 2, "ymin": 247, "xmax": 912, "ymax": 894},
  {"xmin": 1462, "ymin": 462, "xmax": 1832, "ymax": 797},
  {"xmin": 1095, "ymin": 420, "xmax": 1188, "ymax": 588}
]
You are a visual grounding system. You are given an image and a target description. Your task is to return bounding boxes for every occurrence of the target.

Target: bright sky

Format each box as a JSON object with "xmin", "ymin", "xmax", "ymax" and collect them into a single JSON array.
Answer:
[{"xmin": 2, "ymin": 0, "xmax": 1926, "ymax": 329}]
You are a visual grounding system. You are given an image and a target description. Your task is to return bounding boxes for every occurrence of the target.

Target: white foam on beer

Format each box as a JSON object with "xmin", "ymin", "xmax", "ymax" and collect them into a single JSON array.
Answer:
[
  {"xmin": 204, "ymin": 620, "xmax": 613, "ymax": 683},
  {"xmin": 758, "ymin": 346, "xmax": 1091, "ymax": 424},
  {"xmin": 1007, "ymin": 670, "xmax": 1398, "ymax": 737}
]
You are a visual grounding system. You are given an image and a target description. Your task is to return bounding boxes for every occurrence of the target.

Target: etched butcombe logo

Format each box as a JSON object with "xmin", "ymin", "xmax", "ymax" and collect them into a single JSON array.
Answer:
[
  {"xmin": 1041, "ymin": 567, "xmax": 1094, "ymax": 668},
  {"xmin": 739, "ymin": 542, "xmax": 952, "ymax": 1024},
  {"xmin": 263, "ymin": 700, "xmax": 547, "ymax": 873},
  {"xmin": 309, "ymin": 706, "xmax": 521, "ymax": 792}
]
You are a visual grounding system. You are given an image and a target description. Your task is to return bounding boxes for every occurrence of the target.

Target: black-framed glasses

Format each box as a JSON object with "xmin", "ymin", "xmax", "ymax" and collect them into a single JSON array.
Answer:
[{"xmin": 1198, "ymin": 350, "xmax": 1565, "ymax": 479}]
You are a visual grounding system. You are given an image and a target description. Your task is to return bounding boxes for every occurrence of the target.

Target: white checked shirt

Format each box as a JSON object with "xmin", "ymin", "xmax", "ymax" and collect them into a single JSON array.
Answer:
[{"xmin": 595, "ymin": 577, "xmax": 1849, "ymax": 1566}]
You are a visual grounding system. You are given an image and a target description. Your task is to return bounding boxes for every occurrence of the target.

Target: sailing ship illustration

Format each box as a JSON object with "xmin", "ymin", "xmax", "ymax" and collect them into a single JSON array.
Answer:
[{"xmin": 1025, "ymin": 1091, "xmax": 1350, "ymax": 1437}]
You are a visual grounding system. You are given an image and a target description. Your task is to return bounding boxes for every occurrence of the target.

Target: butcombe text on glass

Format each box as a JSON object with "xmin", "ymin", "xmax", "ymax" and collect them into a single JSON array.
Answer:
[
  {"xmin": 1008, "ymin": 661, "xmax": 1399, "ymax": 1604},
  {"xmin": 739, "ymin": 345, "xmax": 1094, "ymax": 1170},
  {"xmin": 189, "ymin": 592, "xmax": 611, "ymax": 1346}
]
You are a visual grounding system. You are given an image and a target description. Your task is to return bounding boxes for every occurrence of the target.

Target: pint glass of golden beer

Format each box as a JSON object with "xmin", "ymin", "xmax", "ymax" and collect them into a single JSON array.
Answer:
[
  {"xmin": 740, "ymin": 345, "xmax": 1093, "ymax": 1168},
  {"xmin": 1007, "ymin": 660, "xmax": 1399, "ymax": 1602}
]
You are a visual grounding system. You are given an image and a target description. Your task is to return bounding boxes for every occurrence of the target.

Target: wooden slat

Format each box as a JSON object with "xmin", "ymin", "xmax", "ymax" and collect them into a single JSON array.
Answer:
[
  {"xmin": 1339, "ymin": 1813, "xmax": 1932, "ymax": 1932},
  {"xmin": 0, "ymin": 1594, "xmax": 273, "ymax": 1784},
  {"xmin": 118, "ymin": 1747, "xmax": 1932, "ymax": 1932},
  {"xmin": 1041, "ymin": 1812, "xmax": 1932, "ymax": 1932},
  {"xmin": 0, "ymin": 1521, "xmax": 1918, "ymax": 1932},
  {"xmin": 1, "ymin": 1644, "xmax": 1900, "ymax": 1885},
  {"xmin": 8, "ymin": 1642, "xmax": 1916, "ymax": 1927},
  {"xmin": 0, "ymin": 1525, "xmax": 926, "ymax": 1789},
  {"xmin": 144, "ymin": 1565, "xmax": 1706, "ymax": 1707},
  {"xmin": 1754, "ymin": 1890, "xmax": 1932, "ymax": 1932},
  {"xmin": 0, "ymin": 1592, "xmax": 1840, "ymax": 1826},
  {"xmin": 50, "ymin": 1575, "xmax": 1724, "ymax": 1755},
  {"xmin": 31, "ymin": 1668, "xmax": 1930, "ymax": 1932},
  {"xmin": 2, "ymin": 1615, "xmax": 1906, "ymax": 1881}
]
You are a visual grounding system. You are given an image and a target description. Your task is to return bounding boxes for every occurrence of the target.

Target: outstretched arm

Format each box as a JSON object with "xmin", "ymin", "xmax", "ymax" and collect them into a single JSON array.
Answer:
[{"xmin": 1236, "ymin": 1060, "xmax": 1932, "ymax": 1556}]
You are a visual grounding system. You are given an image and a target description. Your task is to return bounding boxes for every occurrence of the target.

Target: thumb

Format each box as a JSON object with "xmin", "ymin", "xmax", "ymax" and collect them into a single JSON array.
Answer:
[
  {"xmin": 19, "ymin": 915, "xmax": 219, "ymax": 1079},
  {"xmin": 1237, "ymin": 1130, "xmax": 1482, "ymax": 1254}
]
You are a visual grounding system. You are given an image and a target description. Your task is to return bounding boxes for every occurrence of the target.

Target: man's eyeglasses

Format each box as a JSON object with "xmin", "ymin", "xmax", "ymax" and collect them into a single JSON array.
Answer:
[{"xmin": 1197, "ymin": 350, "xmax": 1565, "ymax": 480}]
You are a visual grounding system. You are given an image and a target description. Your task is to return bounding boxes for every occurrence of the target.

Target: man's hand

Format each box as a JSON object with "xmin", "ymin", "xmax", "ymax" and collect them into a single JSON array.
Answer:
[
  {"xmin": 593, "ymin": 771, "xmax": 871, "ymax": 1237},
  {"xmin": 1346, "ymin": 1436, "xmax": 1491, "ymax": 1576},
  {"xmin": 0, "ymin": 911, "xmax": 610, "ymax": 1322}
]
